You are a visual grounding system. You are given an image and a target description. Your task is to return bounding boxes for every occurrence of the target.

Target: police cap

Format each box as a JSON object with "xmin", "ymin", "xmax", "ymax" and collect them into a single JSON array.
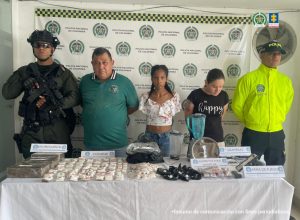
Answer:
[{"xmin": 257, "ymin": 40, "xmax": 286, "ymax": 55}]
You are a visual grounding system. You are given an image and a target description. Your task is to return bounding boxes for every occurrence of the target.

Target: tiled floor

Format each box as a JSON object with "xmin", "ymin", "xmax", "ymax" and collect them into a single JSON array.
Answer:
[{"xmin": 291, "ymin": 204, "xmax": 300, "ymax": 219}]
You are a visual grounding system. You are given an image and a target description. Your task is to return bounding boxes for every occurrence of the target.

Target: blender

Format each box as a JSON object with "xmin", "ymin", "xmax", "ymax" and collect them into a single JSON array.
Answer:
[
  {"xmin": 169, "ymin": 131, "xmax": 184, "ymax": 160},
  {"xmin": 186, "ymin": 113, "xmax": 219, "ymax": 159},
  {"xmin": 186, "ymin": 113, "xmax": 206, "ymax": 159}
]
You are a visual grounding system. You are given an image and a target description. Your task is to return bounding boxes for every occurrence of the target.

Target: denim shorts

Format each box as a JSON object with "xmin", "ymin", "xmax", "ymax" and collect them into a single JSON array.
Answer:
[{"xmin": 144, "ymin": 131, "xmax": 170, "ymax": 157}]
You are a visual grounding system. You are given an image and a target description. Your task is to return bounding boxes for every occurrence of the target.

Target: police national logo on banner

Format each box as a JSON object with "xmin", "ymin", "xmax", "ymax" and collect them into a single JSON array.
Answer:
[
  {"xmin": 116, "ymin": 42, "xmax": 131, "ymax": 56},
  {"xmin": 252, "ymin": 12, "xmax": 267, "ymax": 27},
  {"xmin": 69, "ymin": 40, "xmax": 84, "ymax": 55},
  {"xmin": 167, "ymin": 80, "xmax": 175, "ymax": 91},
  {"xmin": 45, "ymin": 21, "xmax": 61, "ymax": 35},
  {"xmin": 183, "ymin": 63, "xmax": 197, "ymax": 77},
  {"xmin": 184, "ymin": 26, "xmax": 198, "ymax": 41},
  {"xmin": 227, "ymin": 64, "xmax": 241, "ymax": 78},
  {"xmin": 139, "ymin": 25, "xmax": 154, "ymax": 40},
  {"xmin": 224, "ymin": 134, "xmax": 238, "ymax": 146},
  {"xmin": 161, "ymin": 43, "xmax": 176, "ymax": 58},
  {"xmin": 228, "ymin": 28, "xmax": 243, "ymax": 42},
  {"xmin": 139, "ymin": 62, "xmax": 152, "ymax": 77},
  {"xmin": 205, "ymin": 45, "xmax": 220, "ymax": 59},
  {"xmin": 93, "ymin": 23, "xmax": 108, "ymax": 38}
]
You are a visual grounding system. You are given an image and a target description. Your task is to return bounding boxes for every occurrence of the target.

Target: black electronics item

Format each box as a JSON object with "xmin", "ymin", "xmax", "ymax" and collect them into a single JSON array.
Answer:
[
  {"xmin": 231, "ymin": 170, "xmax": 243, "ymax": 179},
  {"xmin": 235, "ymin": 154, "xmax": 258, "ymax": 172}
]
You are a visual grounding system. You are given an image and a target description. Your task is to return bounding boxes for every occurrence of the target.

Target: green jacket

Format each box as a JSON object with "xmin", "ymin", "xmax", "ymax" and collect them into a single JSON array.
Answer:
[{"xmin": 232, "ymin": 64, "xmax": 294, "ymax": 132}]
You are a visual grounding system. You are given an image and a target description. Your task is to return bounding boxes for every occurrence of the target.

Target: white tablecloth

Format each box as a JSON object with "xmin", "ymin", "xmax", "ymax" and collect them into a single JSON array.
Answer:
[{"xmin": 0, "ymin": 177, "xmax": 294, "ymax": 220}]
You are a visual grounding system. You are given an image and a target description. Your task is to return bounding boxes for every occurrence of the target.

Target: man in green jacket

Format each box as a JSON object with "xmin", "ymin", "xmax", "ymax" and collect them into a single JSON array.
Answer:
[
  {"xmin": 2, "ymin": 30, "xmax": 80, "ymax": 158},
  {"xmin": 232, "ymin": 40, "xmax": 294, "ymax": 165}
]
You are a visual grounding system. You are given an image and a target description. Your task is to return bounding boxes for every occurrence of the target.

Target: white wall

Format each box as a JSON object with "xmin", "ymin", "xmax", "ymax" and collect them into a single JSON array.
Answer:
[
  {"xmin": 292, "ymin": 14, "xmax": 300, "ymax": 207},
  {"xmin": 8, "ymin": 0, "xmax": 300, "ymax": 201},
  {"xmin": 0, "ymin": 0, "xmax": 15, "ymax": 180}
]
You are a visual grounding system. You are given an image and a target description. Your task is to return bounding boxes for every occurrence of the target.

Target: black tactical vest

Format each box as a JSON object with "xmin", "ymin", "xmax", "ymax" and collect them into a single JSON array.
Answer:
[{"xmin": 18, "ymin": 63, "xmax": 64, "ymax": 130}]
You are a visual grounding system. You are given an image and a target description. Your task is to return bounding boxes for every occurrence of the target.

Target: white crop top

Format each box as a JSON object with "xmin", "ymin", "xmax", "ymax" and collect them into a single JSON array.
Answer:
[{"xmin": 139, "ymin": 92, "xmax": 181, "ymax": 126}]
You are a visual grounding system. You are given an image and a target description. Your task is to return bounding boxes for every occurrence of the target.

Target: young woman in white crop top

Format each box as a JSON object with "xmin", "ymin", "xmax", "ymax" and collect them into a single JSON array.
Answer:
[{"xmin": 139, "ymin": 65, "xmax": 181, "ymax": 156}]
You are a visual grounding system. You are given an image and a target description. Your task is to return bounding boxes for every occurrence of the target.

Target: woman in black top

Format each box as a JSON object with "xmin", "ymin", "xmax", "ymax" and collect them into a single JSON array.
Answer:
[{"xmin": 184, "ymin": 68, "xmax": 229, "ymax": 146}]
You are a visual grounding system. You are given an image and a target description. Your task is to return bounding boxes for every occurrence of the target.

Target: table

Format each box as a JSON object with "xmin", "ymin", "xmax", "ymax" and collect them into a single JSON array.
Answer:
[{"xmin": 0, "ymin": 177, "xmax": 294, "ymax": 220}]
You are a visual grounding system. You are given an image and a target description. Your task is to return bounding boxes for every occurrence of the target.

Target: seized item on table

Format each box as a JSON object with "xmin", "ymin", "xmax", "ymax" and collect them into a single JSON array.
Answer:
[
  {"xmin": 199, "ymin": 166, "xmax": 232, "ymax": 178},
  {"xmin": 235, "ymin": 154, "xmax": 258, "ymax": 172},
  {"xmin": 191, "ymin": 137, "xmax": 219, "ymax": 158},
  {"xmin": 7, "ymin": 159, "xmax": 51, "ymax": 178},
  {"xmin": 30, "ymin": 153, "xmax": 62, "ymax": 168},
  {"xmin": 231, "ymin": 170, "xmax": 243, "ymax": 179},
  {"xmin": 126, "ymin": 142, "xmax": 160, "ymax": 155},
  {"xmin": 42, "ymin": 157, "xmax": 127, "ymax": 182},
  {"xmin": 126, "ymin": 142, "xmax": 163, "ymax": 164},
  {"xmin": 156, "ymin": 163, "xmax": 202, "ymax": 181},
  {"xmin": 31, "ymin": 152, "xmax": 64, "ymax": 160},
  {"xmin": 127, "ymin": 163, "xmax": 158, "ymax": 180}
]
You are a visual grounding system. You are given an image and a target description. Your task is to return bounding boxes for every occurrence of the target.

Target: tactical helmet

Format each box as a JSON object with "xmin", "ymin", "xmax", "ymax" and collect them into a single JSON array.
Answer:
[{"xmin": 27, "ymin": 30, "xmax": 60, "ymax": 48}]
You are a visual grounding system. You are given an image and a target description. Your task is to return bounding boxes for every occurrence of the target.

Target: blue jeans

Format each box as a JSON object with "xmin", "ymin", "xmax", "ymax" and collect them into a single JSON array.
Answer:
[{"xmin": 144, "ymin": 131, "xmax": 170, "ymax": 157}]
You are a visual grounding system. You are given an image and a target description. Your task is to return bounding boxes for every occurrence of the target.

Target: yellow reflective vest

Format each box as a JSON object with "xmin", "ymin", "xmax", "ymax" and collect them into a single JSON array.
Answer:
[{"xmin": 232, "ymin": 64, "xmax": 294, "ymax": 132}]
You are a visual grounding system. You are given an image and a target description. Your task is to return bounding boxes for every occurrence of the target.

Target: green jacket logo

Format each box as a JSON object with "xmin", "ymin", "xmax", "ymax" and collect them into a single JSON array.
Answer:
[
  {"xmin": 252, "ymin": 12, "xmax": 267, "ymax": 27},
  {"xmin": 45, "ymin": 21, "xmax": 61, "ymax": 35},
  {"xmin": 224, "ymin": 133, "xmax": 238, "ymax": 146},
  {"xmin": 205, "ymin": 45, "xmax": 220, "ymax": 59},
  {"xmin": 227, "ymin": 64, "xmax": 241, "ymax": 78},
  {"xmin": 161, "ymin": 43, "xmax": 176, "ymax": 58},
  {"xmin": 183, "ymin": 63, "xmax": 197, "ymax": 77},
  {"xmin": 116, "ymin": 42, "xmax": 131, "ymax": 56},
  {"xmin": 256, "ymin": 84, "xmax": 265, "ymax": 93},
  {"xmin": 184, "ymin": 26, "xmax": 198, "ymax": 41},
  {"xmin": 139, "ymin": 62, "xmax": 152, "ymax": 77},
  {"xmin": 93, "ymin": 23, "xmax": 108, "ymax": 38},
  {"xmin": 229, "ymin": 28, "xmax": 243, "ymax": 42},
  {"xmin": 139, "ymin": 25, "xmax": 154, "ymax": 40},
  {"xmin": 69, "ymin": 40, "xmax": 84, "ymax": 54},
  {"xmin": 110, "ymin": 85, "xmax": 119, "ymax": 94}
]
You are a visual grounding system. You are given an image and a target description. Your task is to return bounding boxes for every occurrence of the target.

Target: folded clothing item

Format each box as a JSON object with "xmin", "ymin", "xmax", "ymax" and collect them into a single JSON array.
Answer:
[{"xmin": 126, "ymin": 151, "xmax": 163, "ymax": 164}]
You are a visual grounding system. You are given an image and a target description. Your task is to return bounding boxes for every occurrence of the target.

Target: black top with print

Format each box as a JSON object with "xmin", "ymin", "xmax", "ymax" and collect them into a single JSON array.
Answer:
[{"xmin": 187, "ymin": 88, "xmax": 229, "ymax": 142}]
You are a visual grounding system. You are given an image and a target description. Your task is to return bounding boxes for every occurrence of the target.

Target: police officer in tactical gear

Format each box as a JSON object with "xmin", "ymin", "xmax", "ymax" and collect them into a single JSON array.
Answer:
[{"xmin": 2, "ymin": 30, "xmax": 80, "ymax": 159}]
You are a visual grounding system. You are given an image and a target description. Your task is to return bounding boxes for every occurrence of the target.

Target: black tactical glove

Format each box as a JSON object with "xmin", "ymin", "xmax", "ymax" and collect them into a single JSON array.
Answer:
[{"xmin": 23, "ymin": 77, "xmax": 36, "ymax": 89}]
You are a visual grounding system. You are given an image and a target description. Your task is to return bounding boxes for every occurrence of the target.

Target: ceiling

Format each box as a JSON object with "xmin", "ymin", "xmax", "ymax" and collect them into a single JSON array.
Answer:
[{"xmin": 56, "ymin": 0, "xmax": 300, "ymax": 10}]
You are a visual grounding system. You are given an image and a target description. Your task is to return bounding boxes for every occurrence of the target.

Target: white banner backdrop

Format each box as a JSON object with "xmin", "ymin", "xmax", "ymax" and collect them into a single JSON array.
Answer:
[{"xmin": 35, "ymin": 8, "xmax": 253, "ymax": 150}]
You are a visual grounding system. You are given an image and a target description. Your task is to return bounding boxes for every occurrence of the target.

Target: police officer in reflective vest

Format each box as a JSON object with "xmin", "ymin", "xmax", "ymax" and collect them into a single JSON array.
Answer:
[
  {"xmin": 232, "ymin": 40, "xmax": 294, "ymax": 165},
  {"xmin": 2, "ymin": 30, "xmax": 80, "ymax": 158}
]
